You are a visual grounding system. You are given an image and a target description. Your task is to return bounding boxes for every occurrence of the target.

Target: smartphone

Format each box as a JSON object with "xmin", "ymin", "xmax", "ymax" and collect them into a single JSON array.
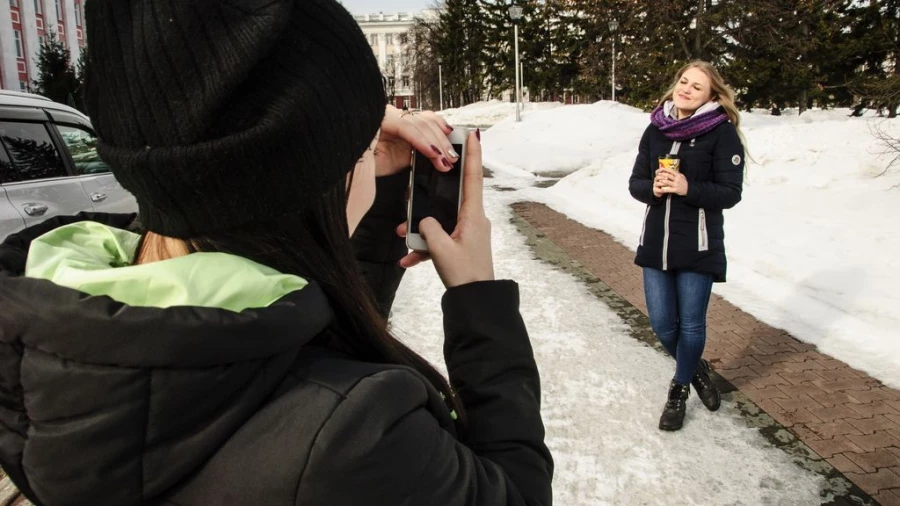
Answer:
[{"xmin": 406, "ymin": 128, "xmax": 467, "ymax": 251}]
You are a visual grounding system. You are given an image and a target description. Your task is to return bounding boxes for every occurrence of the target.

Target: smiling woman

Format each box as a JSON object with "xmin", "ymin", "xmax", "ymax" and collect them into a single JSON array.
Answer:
[{"xmin": 628, "ymin": 60, "xmax": 746, "ymax": 433}]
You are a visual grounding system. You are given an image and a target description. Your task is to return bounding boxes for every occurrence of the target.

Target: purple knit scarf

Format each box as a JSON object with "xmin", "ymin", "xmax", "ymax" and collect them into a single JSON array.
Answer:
[{"xmin": 650, "ymin": 101, "xmax": 729, "ymax": 141}]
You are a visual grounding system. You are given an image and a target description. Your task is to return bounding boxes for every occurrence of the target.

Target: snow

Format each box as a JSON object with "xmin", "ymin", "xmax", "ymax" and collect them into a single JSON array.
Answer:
[
  {"xmin": 391, "ymin": 186, "xmax": 831, "ymax": 505},
  {"xmin": 441, "ymin": 100, "xmax": 900, "ymax": 390},
  {"xmin": 438, "ymin": 99, "xmax": 564, "ymax": 129}
]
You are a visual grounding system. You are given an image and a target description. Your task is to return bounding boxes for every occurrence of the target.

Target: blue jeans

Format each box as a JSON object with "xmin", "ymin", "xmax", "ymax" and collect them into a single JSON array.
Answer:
[{"xmin": 643, "ymin": 268, "xmax": 714, "ymax": 385}]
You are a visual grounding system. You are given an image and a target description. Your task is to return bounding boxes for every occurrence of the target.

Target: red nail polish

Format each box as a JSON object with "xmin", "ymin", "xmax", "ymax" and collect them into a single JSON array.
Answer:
[
  {"xmin": 476, "ymin": 128, "xmax": 481, "ymax": 141},
  {"xmin": 431, "ymin": 145, "xmax": 443, "ymax": 156}
]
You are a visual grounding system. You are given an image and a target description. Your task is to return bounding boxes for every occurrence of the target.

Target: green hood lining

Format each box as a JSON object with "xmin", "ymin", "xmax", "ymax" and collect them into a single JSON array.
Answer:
[{"xmin": 24, "ymin": 221, "xmax": 308, "ymax": 313}]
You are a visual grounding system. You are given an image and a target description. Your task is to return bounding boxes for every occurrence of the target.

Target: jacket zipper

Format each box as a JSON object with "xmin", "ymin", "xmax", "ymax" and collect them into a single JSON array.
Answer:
[
  {"xmin": 661, "ymin": 141, "xmax": 680, "ymax": 271},
  {"xmin": 639, "ymin": 205, "xmax": 650, "ymax": 246},
  {"xmin": 662, "ymin": 195, "xmax": 671, "ymax": 270},
  {"xmin": 699, "ymin": 208, "xmax": 708, "ymax": 252}
]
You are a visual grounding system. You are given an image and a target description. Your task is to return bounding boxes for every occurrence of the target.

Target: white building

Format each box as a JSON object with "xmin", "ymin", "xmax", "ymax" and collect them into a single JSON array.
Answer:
[
  {"xmin": 0, "ymin": 0, "xmax": 85, "ymax": 91},
  {"xmin": 352, "ymin": 11, "xmax": 419, "ymax": 109}
]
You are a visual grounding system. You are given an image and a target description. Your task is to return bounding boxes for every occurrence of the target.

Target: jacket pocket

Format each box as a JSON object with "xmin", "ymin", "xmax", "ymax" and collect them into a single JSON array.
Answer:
[
  {"xmin": 698, "ymin": 208, "xmax": 709, "ymax": 252},
  {"xmin": 640, "ymin": 205, "xmax": 650, "ymax": 246}
]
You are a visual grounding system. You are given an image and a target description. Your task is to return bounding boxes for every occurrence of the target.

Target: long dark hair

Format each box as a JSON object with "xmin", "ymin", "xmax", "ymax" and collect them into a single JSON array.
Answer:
[{"xmin": 140, "ymin": 177, "xmax": 466, "ymax": 426}]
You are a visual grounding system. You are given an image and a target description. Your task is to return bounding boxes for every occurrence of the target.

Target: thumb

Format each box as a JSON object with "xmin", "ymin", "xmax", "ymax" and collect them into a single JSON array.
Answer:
[{"xmin": 418, "ymin": 218, "xmax": 454, "ymax": 253}]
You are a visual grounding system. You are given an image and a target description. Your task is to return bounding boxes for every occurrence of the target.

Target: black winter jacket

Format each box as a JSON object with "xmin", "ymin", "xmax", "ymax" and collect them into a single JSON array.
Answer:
[
  {"xmin": 0, "ymin": 180, "xmax": 553, "ymax": 505},
  {"xmin": 352, "ymin": 169, "xmax": 411, "ymax": 318},
  {"xmin": 628, "ymin": 119, "xmax": 744, "ymax": 282}
]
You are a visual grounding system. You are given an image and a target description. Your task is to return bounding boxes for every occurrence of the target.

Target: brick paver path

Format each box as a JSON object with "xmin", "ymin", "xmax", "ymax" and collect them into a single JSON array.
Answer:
[{"xmin": 513, "ymin": 201, "xmax": 900, "ymax": 506}]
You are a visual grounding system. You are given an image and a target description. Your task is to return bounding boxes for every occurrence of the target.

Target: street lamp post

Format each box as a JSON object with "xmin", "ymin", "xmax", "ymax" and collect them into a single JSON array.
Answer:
[
  {"xmin": 509, "ymin": 4, "xmax": 523, "ymax": 122},
  {"xmin": 520, "ymin": 56, "xmax": 525, "ymax": 103},
  {"xmin": 609, "ymin": 20, "xmax": 619, "ymax": 102},
  {"xmin": 437, "ymin": 56, "xmax": 444, "ymax": 111}
]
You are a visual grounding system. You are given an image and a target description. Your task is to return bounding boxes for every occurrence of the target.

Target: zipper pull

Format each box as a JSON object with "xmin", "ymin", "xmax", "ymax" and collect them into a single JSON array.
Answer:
[{"xmin": 690, "ymin": 138, "xmax": 696, "ymax": 147}]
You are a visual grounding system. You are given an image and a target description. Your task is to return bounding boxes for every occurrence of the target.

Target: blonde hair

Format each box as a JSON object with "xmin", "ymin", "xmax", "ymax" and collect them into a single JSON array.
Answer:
[
  {"xmin": 136, "ymin": 232, "xmax": 192, "ymax": 264},
  {"xmin": 659, "ymin": 61, "xmax": 746, "ymax": 142}
]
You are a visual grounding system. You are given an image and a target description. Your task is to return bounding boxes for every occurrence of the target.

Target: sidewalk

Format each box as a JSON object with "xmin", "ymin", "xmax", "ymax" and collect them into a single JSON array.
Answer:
[{"xmin": 512, "ymin": 201, "xmax": 900, "ymax": 506}]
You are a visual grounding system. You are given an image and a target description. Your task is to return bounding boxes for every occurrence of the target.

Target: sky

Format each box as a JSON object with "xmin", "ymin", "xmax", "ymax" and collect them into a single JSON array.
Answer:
[
  {"xmin": 339, "ymin": 0, "xmax": 431, "ymax": 14},
  {"xmin": 437, "ymin": 100, "xmax": 900, "ymax": 391}
]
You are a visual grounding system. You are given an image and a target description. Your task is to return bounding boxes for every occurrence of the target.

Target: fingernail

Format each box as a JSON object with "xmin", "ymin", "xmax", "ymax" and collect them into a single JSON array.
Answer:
[
  {"xmin": 448, "ymin": 148, "xmax": 459, "ymax": 159},
  {"xmin": 476, "ymin": 128, "xmax": 481, "ymax": 141},
  {"xmin": 447, "ymin": 124, "xmax": 454, "ymax": 131},
  {"xmin": 431, "ymin": 144, "xmax": 443, "ymax": 156},
  {"xmin": 442, "ymin": 158, "xmax": 452, "ymax": 168}
]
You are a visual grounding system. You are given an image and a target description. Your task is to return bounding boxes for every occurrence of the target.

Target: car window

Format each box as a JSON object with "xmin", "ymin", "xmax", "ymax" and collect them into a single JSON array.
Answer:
[
  {"xmin": 56, "ymin": 124, "xmax": 111, "ymax": 175},
  {"xmin": 0, "ymin": 137, "xmax": 14, "ymax": 185},
  {"xmin": 0, "ymin": 121, "xmax": 66, "ymax": 182}
]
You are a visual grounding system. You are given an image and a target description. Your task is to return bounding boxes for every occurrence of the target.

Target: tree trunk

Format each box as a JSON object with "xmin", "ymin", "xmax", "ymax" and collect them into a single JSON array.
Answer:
[
  {"xmin": 798, "ymin": 19, "xmax": 810, "ymax": 115},
  {"xmin": 694, "ymin": 0, "xmax": 705, "ymax": 59}
]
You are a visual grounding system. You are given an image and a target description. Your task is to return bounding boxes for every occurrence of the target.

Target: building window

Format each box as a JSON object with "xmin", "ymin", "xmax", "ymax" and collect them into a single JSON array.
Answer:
[
  {"xmin": 19, "ymin": 81, "xmax": 26, "ymax": 91},
  {"xmin": 385, "ymin": 33, "xmax": 393, "ymax": 45},
  {"xmin": 14, "ymin": 31, "xmax": 23, "ymax": 58},
  {"xmin": 370, "ymin": 34, "xmax": 377, "ymax": 46},
  {"xmin": 9, "ymin": 0, "xmax": 19, "ymax": 8},
  {"xmin": 55, "ymin": 0, "xmax": 60, "ymax": 20},
  {"xmin": 402, "ymin": 76, "xmax": 410, "ymax": 88},
  {"xmin": 74, "ymin": 3, "xmax": 82, "ymax": 26},
  {"xmin": 33, "ymin": 0, "xmax": 41, "ymax": 14}
]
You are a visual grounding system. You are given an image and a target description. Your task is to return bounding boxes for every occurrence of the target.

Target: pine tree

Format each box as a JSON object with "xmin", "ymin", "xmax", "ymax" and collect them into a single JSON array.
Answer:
[
  {"xmin": 32, "ymin": 32, "xmax": 78, "ymax": 107},
  {"xmin": 517, "ymin": 1, "xmax": 550, "ymax": 100},
  {"xmin": 435, "ymin": 0, "xmax": 487, "ymax": 107},
  {"xmin": 845, "ymin": 0, "xmax": 900, "ymax": 117},
  {"xmin": 73, "ymin": 44, "xmax": 88, "ymax": 112},
  {"xmin": 478, "ymin": 0, "xmax": 516, "ymax": 99},
  {"xmin": 725, "ymin": 0, "xmax": 851, "ymax": 114}
]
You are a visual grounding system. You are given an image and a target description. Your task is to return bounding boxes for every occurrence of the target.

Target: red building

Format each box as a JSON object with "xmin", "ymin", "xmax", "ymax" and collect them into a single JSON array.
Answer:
[{"xmin": 1, "ymin": 0, "xmax": 85, "ymax": 91}]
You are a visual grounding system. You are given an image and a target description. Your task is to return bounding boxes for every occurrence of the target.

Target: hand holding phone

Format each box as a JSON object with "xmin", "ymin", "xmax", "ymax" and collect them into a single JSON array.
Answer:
[
  {"xmin": 406, "ymin": 127, "xmax": 468, "ymax": 251},
  {"xmin": 399, "ymin": 130, "xmax": 494, "ymax": 288}
]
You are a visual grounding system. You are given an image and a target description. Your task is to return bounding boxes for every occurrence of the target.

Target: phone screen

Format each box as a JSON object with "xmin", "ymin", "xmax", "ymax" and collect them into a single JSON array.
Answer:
[{"xmin": 409, "ymin": 145, "xmax": 462, "ymax": 235}]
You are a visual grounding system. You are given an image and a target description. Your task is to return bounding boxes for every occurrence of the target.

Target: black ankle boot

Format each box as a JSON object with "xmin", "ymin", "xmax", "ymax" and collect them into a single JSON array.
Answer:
[
  {"xmin": 659, "ymin": 381, "xmax": 690, "ymax": 431},
  {"xmin": 691, "ymin": 359, "xmax": 721, "ymax": 412}
]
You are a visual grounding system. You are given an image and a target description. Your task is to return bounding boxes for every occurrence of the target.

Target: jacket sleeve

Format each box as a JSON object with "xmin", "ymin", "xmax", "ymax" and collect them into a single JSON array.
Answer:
[
  {"xmin": 683, "ymin": 122, "xmax": 744, "ymax": 210},
  {"xmin": 298, "ymin": 281, "xmax": 553, "ymax": 506},
  {"xmin": 628, "ymin": 125, "xmax": 663, "ymax": 206},
  {"xmin": 351, "ymin": 169, "xmax": 410, "ymax": 319}
]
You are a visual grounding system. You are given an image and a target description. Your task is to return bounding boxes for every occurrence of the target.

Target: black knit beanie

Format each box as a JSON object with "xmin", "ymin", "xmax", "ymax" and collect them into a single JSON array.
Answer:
[{"xmin": 83, "ymin": 0, "xmax": 386, "ymax": 238}]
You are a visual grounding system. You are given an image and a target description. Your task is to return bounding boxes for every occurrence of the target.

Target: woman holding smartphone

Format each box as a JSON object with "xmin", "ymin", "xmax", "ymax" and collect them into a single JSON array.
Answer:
[
  {"xmin": 628, "ymin": 61, "xmax": 745, "ymax": 431},
  {"xmin": 0, "ymin": 0, "xmax": 552, "ymax": 504}
]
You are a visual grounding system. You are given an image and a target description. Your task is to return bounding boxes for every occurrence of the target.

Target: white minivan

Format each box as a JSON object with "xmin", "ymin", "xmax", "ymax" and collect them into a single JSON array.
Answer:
[{"xmin": 0, "ymin": 91, "xmax": 137, "ymax": 241}]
